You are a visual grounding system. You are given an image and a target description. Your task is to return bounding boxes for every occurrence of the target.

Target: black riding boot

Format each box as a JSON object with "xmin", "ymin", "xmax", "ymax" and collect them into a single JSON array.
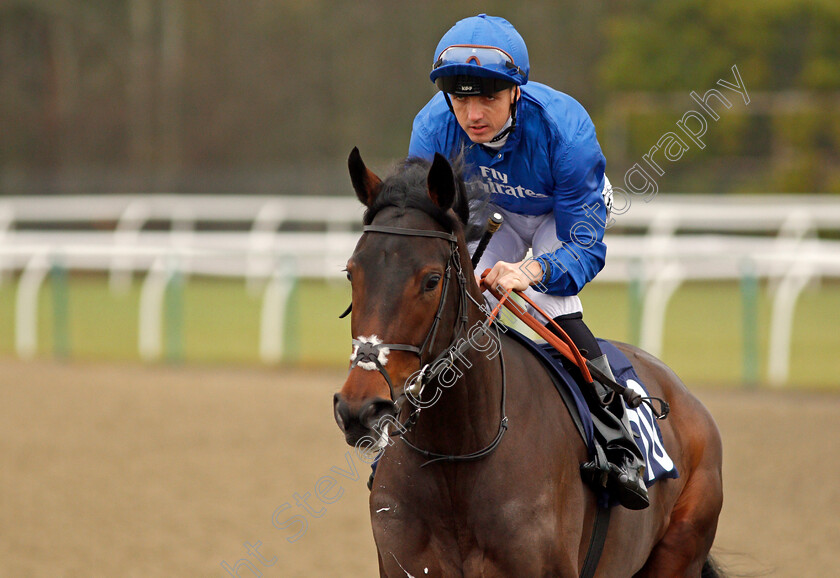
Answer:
[{"xmin": 549, "ymin": 313, "xmax": 650, "ymax": 510}]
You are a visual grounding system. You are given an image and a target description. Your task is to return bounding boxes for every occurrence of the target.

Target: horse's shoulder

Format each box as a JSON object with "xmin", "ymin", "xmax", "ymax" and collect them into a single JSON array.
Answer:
[{"xmin": 497, "ymin": 329, "xmax": 567, "ymax": 383}]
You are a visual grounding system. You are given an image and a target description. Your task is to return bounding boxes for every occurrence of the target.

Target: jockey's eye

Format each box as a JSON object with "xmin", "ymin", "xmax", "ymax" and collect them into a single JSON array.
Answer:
[{"xmin": 423, "ymin": 273, "xmax": 442, "ymax": 292}]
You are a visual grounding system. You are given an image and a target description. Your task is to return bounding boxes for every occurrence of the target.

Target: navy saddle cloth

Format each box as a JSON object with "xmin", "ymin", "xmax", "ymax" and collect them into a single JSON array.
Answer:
[{"xmin": 504, "ymin": 326, "xmax": 679, "ymax": 486}]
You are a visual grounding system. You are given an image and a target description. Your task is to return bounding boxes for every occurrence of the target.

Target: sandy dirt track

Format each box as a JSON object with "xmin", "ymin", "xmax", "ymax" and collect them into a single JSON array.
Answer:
[{"xmin": 1, "ymin": 360, "xmax": 838, "ymax": 577}]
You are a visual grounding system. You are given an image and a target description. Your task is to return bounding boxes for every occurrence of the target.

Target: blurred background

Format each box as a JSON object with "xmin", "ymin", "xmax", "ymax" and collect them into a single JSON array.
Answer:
[
  {"xmin": 3, "ymin": 0, "xmax": 840, "ymax": 195},
  {"xmin": 1, "ymin": 1, "xmax": 839, "ymax": 576}
]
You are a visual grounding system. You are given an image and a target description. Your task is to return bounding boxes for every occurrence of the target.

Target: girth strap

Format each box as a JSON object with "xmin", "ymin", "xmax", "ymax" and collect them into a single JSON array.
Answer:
[{"xmin": 580, "ymin": 501, "xmax": 612, "ymax": 578}]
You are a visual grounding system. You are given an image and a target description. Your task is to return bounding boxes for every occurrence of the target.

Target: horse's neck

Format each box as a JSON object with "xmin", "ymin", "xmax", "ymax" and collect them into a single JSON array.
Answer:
[{"xmin": 409, "ymin": 322, "xmax": 505, "ymax": 453}]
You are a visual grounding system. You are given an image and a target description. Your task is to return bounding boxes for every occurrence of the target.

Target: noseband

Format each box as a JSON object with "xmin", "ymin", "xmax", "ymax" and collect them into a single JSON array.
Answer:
[{"xmin": 349, "ymin": 224, "xmax": 508, "ymax": 467}]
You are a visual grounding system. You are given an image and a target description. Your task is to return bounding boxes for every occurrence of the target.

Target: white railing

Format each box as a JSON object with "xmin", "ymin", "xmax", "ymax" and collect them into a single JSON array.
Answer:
[
  {"xmin": 0, "ymin": 194, "xmax": 364, "ymax": 364},
  {"xmin": 0, "ymin": 237, "xmax": 357, "ymax": 364},
  {"xmin": 1, "ymin": 193, "xmax": 839, "ymax": 385}
]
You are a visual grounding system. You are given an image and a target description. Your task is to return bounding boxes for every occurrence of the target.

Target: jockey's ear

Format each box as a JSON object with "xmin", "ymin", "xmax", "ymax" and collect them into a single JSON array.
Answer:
[
  {"xmin": 348, "ymin": 147, "xmax": 382, "ymax": 207},
  {"xmin": 427, "ymin": 153, "xmax": 456, "ymax": 210}
]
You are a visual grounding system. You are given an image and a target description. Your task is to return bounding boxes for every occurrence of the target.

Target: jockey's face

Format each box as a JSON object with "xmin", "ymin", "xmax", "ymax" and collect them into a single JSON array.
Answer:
[{"xmin": 450, "ymin": 88, "xmax": 518, "ymax": 144}]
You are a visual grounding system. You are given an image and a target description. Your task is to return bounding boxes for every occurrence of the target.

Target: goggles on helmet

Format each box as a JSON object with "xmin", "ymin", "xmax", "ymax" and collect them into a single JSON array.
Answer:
[{"xmin": 433, "ymin": 45, "xmax": 525, "ymax": 79}]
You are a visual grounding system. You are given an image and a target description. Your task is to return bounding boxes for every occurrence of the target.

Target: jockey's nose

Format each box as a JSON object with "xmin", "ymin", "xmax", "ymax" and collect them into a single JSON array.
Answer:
[{"xmin": 466, "ymin": 98, "xmax": 483, "ymax": 121}]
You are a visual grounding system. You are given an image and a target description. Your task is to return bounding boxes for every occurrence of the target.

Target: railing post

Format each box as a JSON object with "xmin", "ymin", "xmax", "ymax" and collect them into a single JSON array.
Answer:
[
  {"xmin": 139, "ymin": 255, "xmax": 183, "ymax": 362},
  {"xmin": 0, "ymin": 202, "xmax": 13, "ymax": 288},
  {"xmin": 768, "ymin": 261, "xmax": 814, "ymax": 387},
  {"xmin": 739, "ymin": 258, "xmax": 759, "ymax": 388},
  {"xmin": 639, "ymin": 262, "xmax": 685, "ymax": 358},
  {"xmin": 50, "ymin": 257, "xmax": 70, "ymax": 359},
  {"xmin": 247, "ymin": 201, "xmax": 286, "ymax": 296},
  {"xmin": 164, "ymin": 267, "xmax": 184, "ymax": 363},
  {"xmin": 15, "ymin": 251, "xmax": 50, "ymax": 359},
  {"xmin": 259, "ymin": 258, "xmax": 297, "ymax": 364},
  {"xmin": 111, "ymin": 200, "xmax": 150, "ymax": 294},
  {"xmin": 628, "ymin": 258, "xmax": 643, "ymax": 346}
]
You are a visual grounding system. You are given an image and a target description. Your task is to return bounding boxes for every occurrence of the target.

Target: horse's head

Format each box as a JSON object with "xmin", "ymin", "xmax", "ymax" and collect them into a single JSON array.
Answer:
[{"xmin": 333, "ymin": 148, "xmax": 478, "ymax": 447}]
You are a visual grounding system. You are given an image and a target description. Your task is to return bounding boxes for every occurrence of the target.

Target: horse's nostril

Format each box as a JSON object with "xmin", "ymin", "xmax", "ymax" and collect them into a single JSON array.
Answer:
[
  {"xmin": 361, "ymin": 398, "xmax": 397, "ymax": 429},
  {"xmin": 333, "ymin": 393, "xmax": 394, "ymax": 447},
  {"xmin": 334, "ymin": 393, "xmax": 350, "ymax": 431}
]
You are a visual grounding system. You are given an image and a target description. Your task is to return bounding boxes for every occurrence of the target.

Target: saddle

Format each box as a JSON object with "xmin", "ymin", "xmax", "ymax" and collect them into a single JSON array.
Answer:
[
  {"xmin": 478, "ymin": 280, "xmax": 678, "ymax": 490},
  {"xmin": 502, "ymin": 326, "xmax": 678, "ymax": 486}
]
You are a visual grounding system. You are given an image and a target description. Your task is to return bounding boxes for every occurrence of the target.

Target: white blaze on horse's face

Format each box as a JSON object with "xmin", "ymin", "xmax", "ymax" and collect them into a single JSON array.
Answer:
[{"xmin": 351, "ymin": 335, "xmax": 390, "ymax": 370}]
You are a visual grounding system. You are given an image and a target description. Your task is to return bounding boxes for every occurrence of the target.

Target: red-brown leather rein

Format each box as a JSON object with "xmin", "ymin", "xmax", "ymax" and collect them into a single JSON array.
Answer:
[{"xmin": 478, "ymin": 269, "xmax": 594, "ymax": 384}]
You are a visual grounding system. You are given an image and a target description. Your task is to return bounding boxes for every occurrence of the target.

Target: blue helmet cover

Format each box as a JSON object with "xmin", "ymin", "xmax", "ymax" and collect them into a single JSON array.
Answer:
[{"xmin": 430, "ymin": 14, "xmax": 530, "ymax": 87}]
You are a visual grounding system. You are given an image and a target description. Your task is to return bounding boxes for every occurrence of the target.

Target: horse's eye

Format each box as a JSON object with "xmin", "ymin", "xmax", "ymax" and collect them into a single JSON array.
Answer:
[
  {"xmin": 424, "ymin": 274, "xmax": 442, "ymax": 292},
  {"xmin": 344, "ymin": 269, "xmax": 352, "ymax": 282}
]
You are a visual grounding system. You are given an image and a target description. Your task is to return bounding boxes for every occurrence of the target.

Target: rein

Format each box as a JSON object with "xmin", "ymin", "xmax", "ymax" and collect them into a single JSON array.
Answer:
[
  {"xmin": 480, "ymin": 275, "xmax": 669, "ymax": 419},
  {"xmin": 481, "ymin": 277, "xmax": 593, "ymax": 382},
  {"xmin": 349, "ymin": 224, "xmax": 510, "ymax": 467}
]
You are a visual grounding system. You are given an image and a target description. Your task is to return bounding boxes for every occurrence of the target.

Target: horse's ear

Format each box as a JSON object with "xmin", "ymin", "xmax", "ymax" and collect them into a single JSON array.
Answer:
[
  {"xmin": 348, "ymin": 147, "xmax": 382, "ymax": 207},
  {"xmin": 427, "ymin": 153, "xmax": 456, "ymax": 210}
]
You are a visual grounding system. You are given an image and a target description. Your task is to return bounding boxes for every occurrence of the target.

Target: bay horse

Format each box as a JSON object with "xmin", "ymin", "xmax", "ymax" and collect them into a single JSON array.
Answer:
[{"xmin": 333, "ymin": 149, "xmax": 723, "ymax": 577}]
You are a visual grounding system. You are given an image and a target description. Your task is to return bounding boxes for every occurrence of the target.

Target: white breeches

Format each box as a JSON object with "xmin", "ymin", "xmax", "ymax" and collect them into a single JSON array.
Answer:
[{"xmin": 470, "ymin": 206, "xmax": 583, "ymax": 324}]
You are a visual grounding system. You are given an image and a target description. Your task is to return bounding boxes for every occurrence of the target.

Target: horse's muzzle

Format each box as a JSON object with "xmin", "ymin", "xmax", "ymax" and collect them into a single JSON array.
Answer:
[{"xmin": 333, "ymin": 393, "xmax": 396, "ymax": 446}]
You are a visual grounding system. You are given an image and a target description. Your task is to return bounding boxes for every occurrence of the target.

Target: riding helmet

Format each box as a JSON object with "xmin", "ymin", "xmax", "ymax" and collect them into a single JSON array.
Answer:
[{"xmin": 430, "ymin": 14, "xmax": 529, "ymax": 96}]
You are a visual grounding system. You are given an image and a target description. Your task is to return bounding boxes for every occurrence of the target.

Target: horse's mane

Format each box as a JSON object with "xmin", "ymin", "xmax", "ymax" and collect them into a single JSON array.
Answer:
[{"xmin": 363, "ymin": 155, "xmax": 490, "ymax": 243}]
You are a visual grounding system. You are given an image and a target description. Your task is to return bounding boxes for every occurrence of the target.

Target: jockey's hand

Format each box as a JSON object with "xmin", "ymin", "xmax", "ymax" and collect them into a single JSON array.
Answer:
[{"xmin": 479, "ymin": 259, "xmax": 543, "ymax": 293}]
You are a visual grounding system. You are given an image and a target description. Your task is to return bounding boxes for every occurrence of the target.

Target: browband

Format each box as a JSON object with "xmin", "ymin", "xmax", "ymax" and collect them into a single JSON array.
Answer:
[{"xmin": 363, "ymin": 225, "xmax": 457, "ymax": 243}]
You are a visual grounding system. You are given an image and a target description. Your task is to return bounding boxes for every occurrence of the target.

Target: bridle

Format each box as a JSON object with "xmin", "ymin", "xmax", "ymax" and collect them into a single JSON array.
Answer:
[
  {"xmin": 349, "ymin": 225, "xmax": 467, "ymax": 401},
  {"xmin": 348, "ymin": 224, "xmax": 509, "ymax": 467}
]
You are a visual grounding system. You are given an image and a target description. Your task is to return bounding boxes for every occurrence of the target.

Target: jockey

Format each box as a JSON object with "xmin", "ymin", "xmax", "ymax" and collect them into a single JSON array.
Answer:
[{"xmin": 408, "ymin": 14, "xmax": 649, "ymax": 510}]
